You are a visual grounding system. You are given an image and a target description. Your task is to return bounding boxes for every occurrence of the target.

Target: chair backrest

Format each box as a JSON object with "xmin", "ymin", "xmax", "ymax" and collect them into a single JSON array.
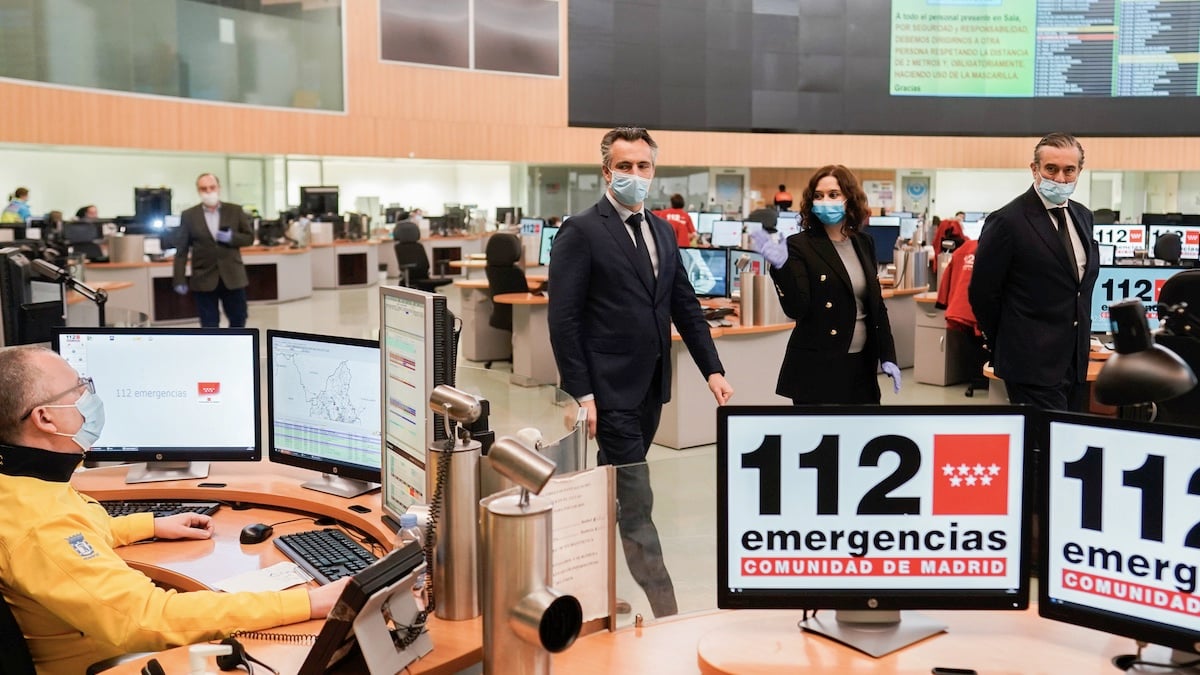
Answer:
[
  {"xmin": 393, "ymin": 221, "xmax": 420, "ymax": 244},
  {"xmin": 1156, "ymin": 269, "xmax": 1200, "ymax": 427},
  {"xmin": 485, "ymin": 233, "xmax": 527, "ymax": 332},
  {"xmin": 1154, "ymin": 232, "xmax": 1182, "ymax": 264},
  {"xmin": 1093, "ymin": 208, "xmax": 1118, "ymax": 225},
  {"xmin": 0, "ymin": 598, "xmax": 36, "ymax": 675},
  {"xmin": 393, "ymin": 241, "xmax": 431, "ymax": 283}
]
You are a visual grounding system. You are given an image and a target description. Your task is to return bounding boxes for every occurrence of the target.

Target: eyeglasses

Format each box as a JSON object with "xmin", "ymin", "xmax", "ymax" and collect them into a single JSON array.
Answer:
[{"xmin": 19, "ymin": 377, "xmax": 95, "ymax": 421}]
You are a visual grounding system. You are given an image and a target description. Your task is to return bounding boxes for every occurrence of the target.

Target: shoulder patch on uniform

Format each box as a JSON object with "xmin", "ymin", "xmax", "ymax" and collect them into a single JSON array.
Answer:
[{"xmin": 67, "ymin": 533, "xmax": 97, "ymax": 560}]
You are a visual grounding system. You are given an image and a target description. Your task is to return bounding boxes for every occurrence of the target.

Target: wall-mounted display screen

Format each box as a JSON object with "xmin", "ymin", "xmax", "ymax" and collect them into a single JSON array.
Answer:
[{"xmin": 569, "ymin": 1, "xmax": 1200, "ymax": 135}]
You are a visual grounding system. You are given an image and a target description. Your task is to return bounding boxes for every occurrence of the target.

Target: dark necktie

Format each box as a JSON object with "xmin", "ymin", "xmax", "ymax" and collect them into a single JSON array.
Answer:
[
  {"xmin": 626, "ymin": 213, "xmax": 656, "ymax": 286},
  {"xmin": 1049, "ymin": 207, "xmax": 1079, "ymax": 281}
]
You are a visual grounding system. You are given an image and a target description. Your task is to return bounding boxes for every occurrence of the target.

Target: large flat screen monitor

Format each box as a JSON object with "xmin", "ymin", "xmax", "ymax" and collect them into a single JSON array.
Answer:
[
  {"xmin": 380, "ymin": 286, "xmax": 455, "ymax": 526},
  {"xmin": 1093, "ymin": 224, "xmax": 1148, "ymax": 259},
  {"xmin": 729, "ymin": 248, "xmax": 765, "ymax": 299},
  {"xmin": 538, "ymin": 225, "xmax": 560, "ymax": 266},
  {"xmin": 868, "ymin": 224, "xmax": 901, "ymax": 265},
  {"xmin": 1090, "ymin": 266, "xmax": 1184, "ymax": 332},
  {"xmin": 679, "ymin": 247, "xmax": 729, "ymax": 298},
  {"xmin": 52, "ymin": 328, "xmax": 261, "ymax": 483},
  {"xmin": 1148, "ymin": 224, "xmax": 1200, "ymax": 261},
  {"xmin": 710, "ymin": 221, "xmax": 743, "ymax": 248},
  {"xmin": 1040, "ymin": 413, "xmax": 1200, "ymax": 665},
  {"xmin": 776, "ymin": 212, "xmax": 801, "ymax": 239},
  {"xmin": 696, "ymin": 213, "xmax": 721, "ymax": 235},
  {"xmin": 718, "ymin": 406, "xmax": 1032, "ymax": 657},
  {"xmin": 300, "ymin": 186, "xmax": 339, "ymax": 216},
  {"xmin": 267, "ymin": 330, "xmax": 382, "ymax": 498}
]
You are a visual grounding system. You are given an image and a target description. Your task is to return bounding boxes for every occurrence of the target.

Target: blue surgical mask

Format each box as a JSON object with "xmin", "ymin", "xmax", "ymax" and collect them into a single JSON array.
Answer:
[
  {"xmin": 610, "ymin": 171, "xmax": 652, "ymax": 206},
  {"xmin": 46, "ymin": 390, "xmax": 106, "ymax": 451},
  {"xmin": 812, "ymin": 202, "xmax": 846, "ymax": 226},
  {"xmin": 1037, "ymin": 177, "xmax": 1075, "ymax": 205}
]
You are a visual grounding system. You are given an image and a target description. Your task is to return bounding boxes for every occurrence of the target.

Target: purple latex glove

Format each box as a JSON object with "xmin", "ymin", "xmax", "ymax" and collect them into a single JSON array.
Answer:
[
  {"xmin": 749, "ymin": 228, "xmax": 788, "ymax": 268},
  {"xmin": 215, "ymin": 229, "xmax": 233, "ymax": 244},
  {"xmin": 881, "ymin": 361, "xmax": 902, "ymax": 394}
]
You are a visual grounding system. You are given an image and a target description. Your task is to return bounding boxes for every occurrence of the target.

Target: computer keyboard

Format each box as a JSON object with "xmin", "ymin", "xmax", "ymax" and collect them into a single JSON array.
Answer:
[
  {"xmin": 273, "ymin": 528, "xmax": 379, "ymax": 585},
  {"xmin": 99, "ymin": 500, "xmax": 222, "ymax": 519}
]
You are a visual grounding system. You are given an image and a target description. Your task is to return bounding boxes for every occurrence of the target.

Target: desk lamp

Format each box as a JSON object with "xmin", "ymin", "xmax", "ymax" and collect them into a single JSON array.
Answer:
[{"xmin": 1094, "ymin": 299, "xmax": 1196, "ymax": 412}]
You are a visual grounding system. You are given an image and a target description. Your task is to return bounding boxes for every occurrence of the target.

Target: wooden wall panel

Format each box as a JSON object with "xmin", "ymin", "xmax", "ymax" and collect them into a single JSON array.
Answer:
[{"xmin": 2, "ymin": 1, "xmax": 1199, "ymax": 171}]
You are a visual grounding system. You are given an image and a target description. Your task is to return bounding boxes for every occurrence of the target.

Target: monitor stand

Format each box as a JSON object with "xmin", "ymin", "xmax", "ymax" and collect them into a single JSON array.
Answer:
[
  {"xmin": 125, "ymin": 461, "xmax": 210, "ymax": 484},
  {"xmin": 301, "ymin": 473, "xmax": 379, "ymax": 499},
  {"xmin": 798, "ymin": 610, "xmax": 946, "ymax": 658}
]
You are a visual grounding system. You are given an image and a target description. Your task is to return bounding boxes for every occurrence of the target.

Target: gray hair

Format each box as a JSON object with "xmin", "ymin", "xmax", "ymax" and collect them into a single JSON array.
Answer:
[
  {"xmin": 600, "ymin": 127, "xmax": 659, "ymax": 169},
  {"xmin": 1033, "ymin": 132, "xmax": 1085, "ymax": 168},
  {"xmin": 0, "ymin": 345, "xmax": 53, "ymax": 444},
  {"xmin": 195, "ymin": 172, "xmax": 221, "ymax": 187}
]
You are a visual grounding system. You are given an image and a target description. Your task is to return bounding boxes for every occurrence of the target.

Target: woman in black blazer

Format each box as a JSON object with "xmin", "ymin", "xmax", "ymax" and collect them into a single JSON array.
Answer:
[{"xmin": 752, "ymin": 165, "xmax": 901, "ymax": 404}]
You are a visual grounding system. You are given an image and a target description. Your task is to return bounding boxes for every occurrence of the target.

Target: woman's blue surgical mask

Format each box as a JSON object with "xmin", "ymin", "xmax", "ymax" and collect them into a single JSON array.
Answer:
[
  {"xmin": 45, "ymin": 390, "xmax": 106, "ymax": 451},
  {"xmin": 610, "ymin": 171, "xmax": 652, "ymax": 206},
  {"xmin": 812, "ymin": 202, "xmax": 846, "ymax": 226},
  {"xmin": 1037, "ymin": 177, "xmax": 1075, "ymax": 205}
]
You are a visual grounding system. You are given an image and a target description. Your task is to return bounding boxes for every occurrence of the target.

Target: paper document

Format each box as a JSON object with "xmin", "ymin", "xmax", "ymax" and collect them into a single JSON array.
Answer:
[{"xmin": 214, "ymin": 562, "xmax": 311, "ymax": 593}]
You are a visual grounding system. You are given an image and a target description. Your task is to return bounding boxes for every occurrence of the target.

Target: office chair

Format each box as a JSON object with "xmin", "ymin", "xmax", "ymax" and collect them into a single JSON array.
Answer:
[
  {"xmin": 484, "ymin": 233, "xmax": 526, "ymax": 368},
  {"xmin": 1153, "ymin": 232, "xmax": 1182, "ymax": 265},
  {"xmin": 1155, "ymin": 269, "xmax": 1200, "ymax": 426},
  {"xmin": 1092, "ymin": 208, "xmax": 1118, "ymax": 225},
  {"xmin": 392, "ymin": 226, "xmax": 451, "ymax": 293},
  {"xmin": 1, "ymin": 599, "xmax": 35, "ymax": 675}
]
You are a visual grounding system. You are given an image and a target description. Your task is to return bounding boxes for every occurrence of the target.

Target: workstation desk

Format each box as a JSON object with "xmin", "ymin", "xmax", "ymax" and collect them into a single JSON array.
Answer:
[
  {"xmin": 84, "ymin": 247, "xmax": 313, "ymax": 323},
  {"xmin": 74, "ymin": 461, "xmax": 481, "ymax": 675},
  {"xmin": 310, "ymin": 241, "xmax": 379, "ymax": 290},
  {"xmin": 454, "ymin": 276, "xmax": 548, "ymax": 364}
]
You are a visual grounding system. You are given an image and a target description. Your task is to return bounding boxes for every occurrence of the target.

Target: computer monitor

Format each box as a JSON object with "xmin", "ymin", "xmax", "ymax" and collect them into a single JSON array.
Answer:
[
  {"xmin": 520, "ymin": 217, "xmax": 544, "ymax": 236},
  {"xmin": 710, "ymin": 221, "xmax": 743, "ymax": 248},
  {"xmin": 0, "ymin": 248, "xmax": 63, "ymax": 346},
  {"xmin": 889, "ymin": 211, "xmax": 914, "ymax": 218},
  {"xmin": 868, "ymin": 215, "xmax": 902, "ymax": 229},
  {"xmin": 64, "ymin": 222, "xmax": 101, "ymax": 244},
  {"xmin": 538, "ymin": 225, "xmax": 560, "ymax": 266},
  {"xmin": 1148, "ymin": 224, "xmax": 1200, "ymax": 260},
  {"xmin": 1040, "ymin": 413, "xmax": 1200, "ymax": 665},
  {"xmin": 1141, "ymin": 213, "xmax": 1181, "ymax": 225},
  {"xmin": 899, "ymin": 217, "xmax": 920, "ymax": 241},
  {"xmin": 696, "ymin": 212, "xmax": 721, "ymax": 235},
  {"xmin": 380, "ymin": 286, "xmax": 457, "ymax": 526},
  {"xmin": 868, "ymin": 224, "xmax": 901, "ymax": 265},
  {"xmin": 729, "ymin": 248, "xmax": 765, "ymax": 299},
  {"xmin": 267, "ymin": 330, "xmax": 382, "ymax": 498},
  {"xmin": 679, "ymin": 247, "xmax": 729, "ymax": 298},
  {"xmin": 687, "ymin": 211, "xmax": 699, "ymax": 227},
  {"xmin": 1090, "ymin": 266, "xmax": 1182, "ymax": 332},
  {"xmin": 300, "ymin": 186, "xmax": 340, "ymax": 216},
  {"xmin": 776, "ymin": 212, "xmax": 801, "ymax": 239},
  {"xmin": 1093, "ymin": 224, "xmax": 1148, "ymax": 258},
  {"xmin": 160, "ymin": 215, "xmax": 183, "ymax": 250},
  {"xmin": 744, "ymin": 221, "xmax": 763, "ymax": 236},
  {"xmin": 962, "ymin": 211, "xmax": 987, "ymax": 223},
  {"xmin": 51, "ymin": 328, "xmax": 261, "ymax": 483},
  {"xmin": 496, "ymin": 206, "xmax": 522, "ymax": 226},
  {"xmin": 718, "ymin": 405, "xmax": 1032, "ymax": 657},
  {"xmin": 257, "ymin": 218, "xmax": 285, "ymax": 246},
  {"xmin": 131, "ymin": 187, "xmax": 171, "ymax": 233},
  {"xmin": 1097, "ymin": 244, "xmax": 1116, "ymax": 266}
]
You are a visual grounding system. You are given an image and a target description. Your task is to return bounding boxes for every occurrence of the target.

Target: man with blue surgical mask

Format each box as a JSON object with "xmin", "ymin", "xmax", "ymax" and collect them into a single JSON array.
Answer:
[
  {"xmin": 969, "ymin": 132, "xmax": 1099, "ymax": 411},
  {"xmin": 0, "ymin": 346, "xmax": 348, "ymax": 674},
  {"xmin": 548, "ymin": 127, "xmax": 732, "ymax": 618}
]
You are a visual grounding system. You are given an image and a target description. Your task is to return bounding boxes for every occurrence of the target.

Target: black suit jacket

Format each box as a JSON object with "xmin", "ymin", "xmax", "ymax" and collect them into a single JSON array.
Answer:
[
  {"xmin": 173, "ymin": 202, "xmax": 255, "ymax": 291},
  {"xmin": 968, "ymin": 186, "xmax": 1099, "ymax": 387},
  {"xmin": 768, "ymin": 227, "xmax": 897, "ymax": 401},
  {"xmin": 548, "ymin": 196, "xmax": 723, "ymax": 409}
]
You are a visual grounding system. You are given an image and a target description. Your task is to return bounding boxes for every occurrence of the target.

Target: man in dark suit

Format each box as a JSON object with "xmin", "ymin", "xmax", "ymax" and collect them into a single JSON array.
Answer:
[
  {"xmin": 173, "ymin": 173, "xmax": 255, "ymax": 328},
  {"xmin": 549, "ymin": 127, "xmax": 733, "ymax": 617},
  {"xmin": 969, "ymin": 133, "xmax": 1099, "ymax": 411}
]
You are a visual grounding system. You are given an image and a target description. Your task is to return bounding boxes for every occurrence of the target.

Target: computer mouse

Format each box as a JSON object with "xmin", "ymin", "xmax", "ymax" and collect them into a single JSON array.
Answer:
[{"xmin": 239, "ymin": 523, "xmax": 274, "ymax": 545}]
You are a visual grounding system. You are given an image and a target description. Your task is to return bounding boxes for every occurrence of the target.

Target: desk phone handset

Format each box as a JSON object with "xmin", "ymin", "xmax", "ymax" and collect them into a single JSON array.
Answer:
[{"xmin": 703, "ymin": 307, "xmax": 734, "ymax": 321}]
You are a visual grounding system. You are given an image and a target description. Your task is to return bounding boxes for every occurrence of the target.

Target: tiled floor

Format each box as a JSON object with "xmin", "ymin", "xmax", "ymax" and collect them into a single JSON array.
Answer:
[{"xmin": 230, "ymin": 282, "xmax": 995, "ymax": 627}]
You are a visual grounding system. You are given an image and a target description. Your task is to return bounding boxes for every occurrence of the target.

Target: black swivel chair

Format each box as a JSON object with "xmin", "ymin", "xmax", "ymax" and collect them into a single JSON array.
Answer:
[
  {"xmin": 1155, "ymin": 269, "xmax": 1200, "ymax": 427},
  {"xmin": 483, "ymin": 233, "xmax": 527, "ymax": 368},
  {"xmin": 392, "ymin": 223, "xmax": 452, "ymax": 293},
  {"xmin": 1154, "ymin": 232, "xmax": 1182, "ymax": 265},
  {"xmin": 1092, "ymin": 208, "xmax": 1118, "ymax": 225}
]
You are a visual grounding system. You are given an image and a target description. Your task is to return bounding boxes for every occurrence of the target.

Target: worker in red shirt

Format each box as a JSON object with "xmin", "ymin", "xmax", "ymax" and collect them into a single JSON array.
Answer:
[
  {"xmin": 773, "ymin": 185, "xmax": 793, "ymax": 210},
  {"xmin": 653, "ymin": 193, "xmax": 696, "ymax": 247}
]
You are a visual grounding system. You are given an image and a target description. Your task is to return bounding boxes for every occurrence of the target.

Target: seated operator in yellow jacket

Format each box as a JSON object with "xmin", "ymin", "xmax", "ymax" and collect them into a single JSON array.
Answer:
[{"xmin": 0, "ymin": 345, "xmax": 349, "ymax": 675}]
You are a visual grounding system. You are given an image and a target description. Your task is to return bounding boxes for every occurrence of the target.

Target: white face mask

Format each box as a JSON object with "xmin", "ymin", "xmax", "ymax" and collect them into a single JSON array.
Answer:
[{"xmin": 200, "ymin": 191, "xmax": 220, "ymax": 207}]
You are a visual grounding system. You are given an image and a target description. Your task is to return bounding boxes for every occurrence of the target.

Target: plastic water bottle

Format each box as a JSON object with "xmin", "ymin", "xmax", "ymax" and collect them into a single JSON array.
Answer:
[{"xmin": 397, "ymin": 513, "xmax": 426, "ymax": 595}]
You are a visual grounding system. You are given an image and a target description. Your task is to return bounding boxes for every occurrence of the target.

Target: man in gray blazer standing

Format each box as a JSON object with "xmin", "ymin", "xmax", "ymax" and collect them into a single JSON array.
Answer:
[{"xmin": 173, "ymin": 173, "xmax": 255, "ymax": 327}]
